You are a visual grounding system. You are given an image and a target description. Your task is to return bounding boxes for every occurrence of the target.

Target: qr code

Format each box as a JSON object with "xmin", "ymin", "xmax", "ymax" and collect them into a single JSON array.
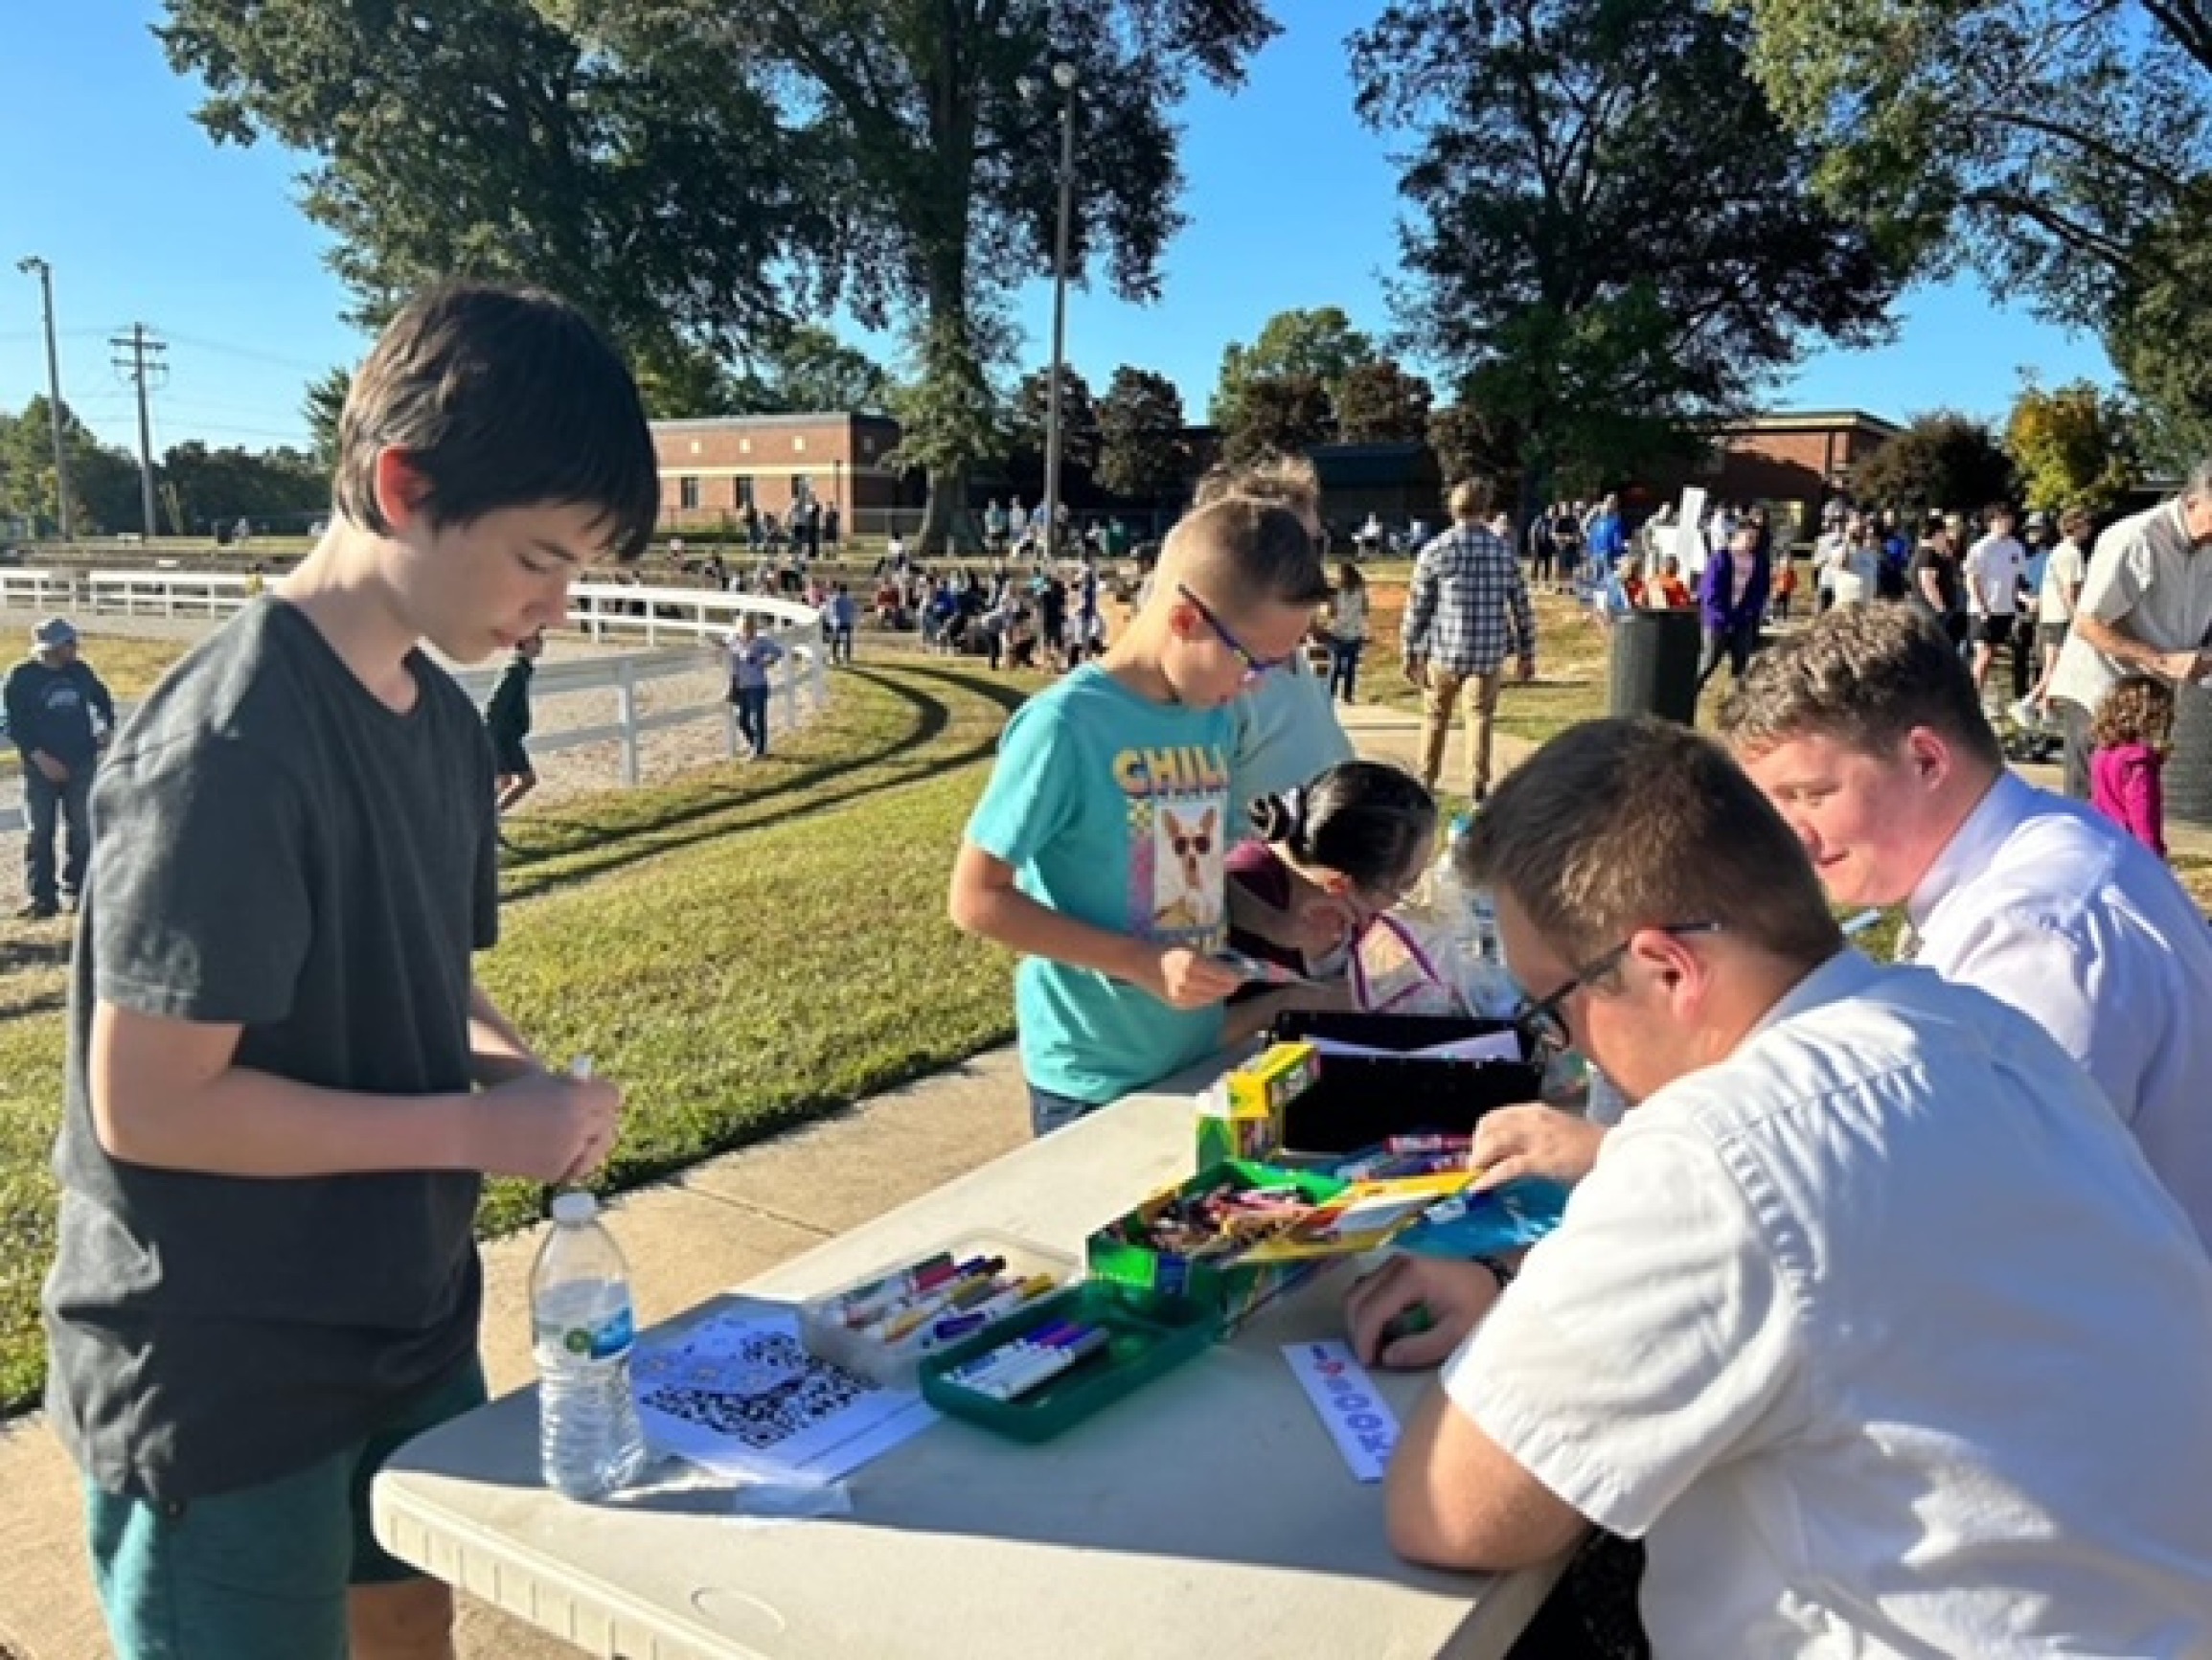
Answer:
[{"xmin": 638, "ymin": 1330, "xmax": 870, "ymax": 1450}]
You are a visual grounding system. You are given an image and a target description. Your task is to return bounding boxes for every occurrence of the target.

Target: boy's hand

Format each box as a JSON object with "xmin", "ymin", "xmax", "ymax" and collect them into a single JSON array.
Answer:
[
  {"xmin": 32, "ymin": 752, "xmax": 69, "ymax": 784},
  {"xmin": 1151, "ymin": 946, "xmax": 1243, "ymax": 1009},
  {"xmin": 469, "ymin": 1070, "xmax": 623, "ymax": 1184},
  {"xmin": 1291, "ymin": 895, "xmax": 1356, "ymax": 959}
]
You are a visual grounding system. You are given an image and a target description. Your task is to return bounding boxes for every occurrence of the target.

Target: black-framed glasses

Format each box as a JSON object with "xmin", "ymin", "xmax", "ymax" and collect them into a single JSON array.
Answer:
[
  {"xmin": 1175, "ymin": 583, "xmax": 1299, "ymax": 683},
  {"xmin": 1512, "ymin": 921, "xmax": 1723, "ymax": 1055}
]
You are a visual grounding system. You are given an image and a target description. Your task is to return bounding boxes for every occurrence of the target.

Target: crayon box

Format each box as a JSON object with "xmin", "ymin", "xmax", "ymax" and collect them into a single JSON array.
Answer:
[{"xmin": 1195, "ymin": 1040, "xmax": 1321, "ymax": 1168}]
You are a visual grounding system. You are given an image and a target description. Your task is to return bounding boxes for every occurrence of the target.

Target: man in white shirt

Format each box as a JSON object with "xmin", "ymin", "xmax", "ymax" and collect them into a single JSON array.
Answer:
[
  {"xmin": 1961, "ymin": 503, "xmax": 2026, "ymax": 695},
  {"xmin": 1718, "ymin": 601, "xmax": 2212, "ymax": 1247},
  {"xmin": 2016, "ymin": 504, "xmax": 2090, "ymax": 726},
  {"xmin": 2046, "ymin": 461, "xmax": 2212, "ymax": 795},
  {"xmin": 1350, "ymin": 717, "xmax": 2212, "ymax": 1658}
]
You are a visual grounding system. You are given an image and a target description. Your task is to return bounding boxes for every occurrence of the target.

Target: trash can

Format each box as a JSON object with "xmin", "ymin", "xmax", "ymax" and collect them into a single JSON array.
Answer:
[
  {"xmin": 2168, "ymin": 680, "xmax": 2212, "ymax": 829},
  {"xmin": 1608, "ymin": 608, "xmax": 1703, "ymax": 726}
]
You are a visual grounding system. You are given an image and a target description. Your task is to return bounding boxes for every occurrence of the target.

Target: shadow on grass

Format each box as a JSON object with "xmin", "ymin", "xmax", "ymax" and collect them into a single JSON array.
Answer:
[{"xmin": 497, "ymin": 664, "xmax": 1025, "ymax": 905}]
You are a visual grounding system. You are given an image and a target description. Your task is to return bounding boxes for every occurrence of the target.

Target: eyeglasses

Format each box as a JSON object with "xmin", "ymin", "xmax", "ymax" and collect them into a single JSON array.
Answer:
[
  {"xmin": 1175, "ymin": 583, "xmax": 1300, "ymax": 683},
  {"xmin": 1512, "ymin": 921, "xmax": 1722, "ymax": 1056}
]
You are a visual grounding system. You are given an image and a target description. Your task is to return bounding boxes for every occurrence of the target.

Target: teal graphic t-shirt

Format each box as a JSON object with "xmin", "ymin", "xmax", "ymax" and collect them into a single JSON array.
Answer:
[{"xmin": 966, "ymin": 664, "xmax": 1236, "ymax": 1104}]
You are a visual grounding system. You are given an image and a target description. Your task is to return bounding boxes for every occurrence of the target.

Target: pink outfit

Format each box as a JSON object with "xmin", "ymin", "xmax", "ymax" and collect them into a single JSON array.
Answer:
[{"xmin": 2091, "ymin": 740, "xmax": 2166, "ymax": 858}]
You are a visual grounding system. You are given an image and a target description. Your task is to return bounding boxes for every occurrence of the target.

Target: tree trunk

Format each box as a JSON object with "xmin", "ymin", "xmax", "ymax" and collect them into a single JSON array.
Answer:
[{"xmin": 921, "ymin": 460, "xmax": 971, "ymax": 554}]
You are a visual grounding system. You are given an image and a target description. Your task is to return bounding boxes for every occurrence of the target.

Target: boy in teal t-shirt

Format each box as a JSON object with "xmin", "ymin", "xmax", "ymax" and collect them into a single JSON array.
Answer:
[{"xmin": 955, "ymin": 496, "xmax": 1337, "ymax": 1135}]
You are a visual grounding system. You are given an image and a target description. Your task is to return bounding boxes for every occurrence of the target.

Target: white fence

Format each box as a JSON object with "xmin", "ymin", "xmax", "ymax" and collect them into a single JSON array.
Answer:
[{"xmin": 1, "ymin": 572, "xmax": 830, "ymax": 834}]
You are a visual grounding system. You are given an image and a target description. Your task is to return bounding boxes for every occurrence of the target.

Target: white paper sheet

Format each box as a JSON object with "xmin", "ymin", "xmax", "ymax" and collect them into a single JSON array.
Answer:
[
  {"xmin": 632, "ymin": 1307, "xmax": 937, "ymax": 1484},
  {"xmin": 1282, "ymin": 1339, "xmax": 1400, "ymax": 1482}
]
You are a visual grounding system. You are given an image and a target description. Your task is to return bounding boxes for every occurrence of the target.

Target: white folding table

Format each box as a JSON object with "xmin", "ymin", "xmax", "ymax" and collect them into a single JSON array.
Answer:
[{"xmin": 374, "ymin": 1090, "xmax": 1567, "ymax": 1659}]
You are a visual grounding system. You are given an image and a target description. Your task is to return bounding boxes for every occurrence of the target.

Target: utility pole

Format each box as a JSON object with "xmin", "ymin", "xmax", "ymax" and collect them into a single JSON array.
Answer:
[
  {"xmin": 15, "ymin": 257, "xmax": 72, "ymax": 540},
  {"xmin": 111, "ymin": 323, "xmax": 168, "ymax": 539},
  {"xmin": 1021, "ymin": 61, "xmax": 1080, "ymax": 562}
]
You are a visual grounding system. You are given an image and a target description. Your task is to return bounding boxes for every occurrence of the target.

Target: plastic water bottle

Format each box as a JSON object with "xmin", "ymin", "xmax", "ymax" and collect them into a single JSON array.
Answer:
[
  {"xmin": 532, "ymin": 1192, "xmax": 650, "ymax": 1500},
  {"xmin": 1427, "ymin": 815, "xmax": 1517, "ymax": 1018}
]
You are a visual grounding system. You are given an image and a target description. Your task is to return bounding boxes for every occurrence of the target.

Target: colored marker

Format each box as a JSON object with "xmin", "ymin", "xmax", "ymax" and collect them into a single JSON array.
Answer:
[
  {"xmin": 836, "ymin": 1252, "xmax": 953, "ymax": 1323},
  {"xmin": 917, "ymin": 1276, "xmax": 1058, "ymax": 1353},
  {"xmin": 950, "ymin": 1320, "xmax": 1075, "ymax": 1390},
  {"xmin": 992, "ymin": 1325, "xmax": 1112, "ymax": 1401},
  {"xmin": 1842, "ymin": 908, "xmax": 1884, "ymax": 938},
  {"xmin": 842, "ymin": 1254, "xmax": 964, "ymax": 1327},
  {"xmin": 859, "ymin": 1255, "xmax": 1004, "ymax": 1333}
]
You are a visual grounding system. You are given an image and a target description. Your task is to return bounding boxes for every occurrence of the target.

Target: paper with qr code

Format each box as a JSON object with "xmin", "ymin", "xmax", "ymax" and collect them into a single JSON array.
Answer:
[
  {"xmin": 1283, "ymin": 1340, "xmax": 1400, "ymax": 1482},
  {"xmin": 633, "ymin": 1306, "xmax": 934, "ymax": 1483}
]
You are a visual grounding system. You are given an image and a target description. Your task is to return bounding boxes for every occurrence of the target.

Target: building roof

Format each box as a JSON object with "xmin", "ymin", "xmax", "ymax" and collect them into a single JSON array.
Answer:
[
  {"xmin": 650, "ymin": 411, "xmax": 896, "ymax": 432},
  {"xmin": 1721, "ymin": 409, "xmax": 1902, "ymax": 440}
]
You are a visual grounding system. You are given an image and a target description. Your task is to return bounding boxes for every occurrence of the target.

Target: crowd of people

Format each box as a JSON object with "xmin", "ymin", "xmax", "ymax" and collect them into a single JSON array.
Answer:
[{"xmin": 16, "ymin": 276, "xmax": 2212, "ymax": 1660}]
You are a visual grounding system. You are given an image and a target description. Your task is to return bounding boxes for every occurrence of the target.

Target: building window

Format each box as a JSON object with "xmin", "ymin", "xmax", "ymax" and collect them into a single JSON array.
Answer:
[
  {"xmin": 735, "ymin": 476, "xmax": 755, "ymax": 508},
  {"xmin": 793, "ymin": 435, "xmax": 808, "ymax": 453},
  {"xmin": 679, "ymin": 476, "xmax": 700, "ymax": 511},
  {"xmin": 690, "ymin": 439, "xmax": 702, "ymax": 456},
  {"xmin": 741, "ymin": 437, "xmax": 753, "ymax": 455},
  {"xmin": 861, "ymin": 436, "xmax": 876, "ymax": 458}
]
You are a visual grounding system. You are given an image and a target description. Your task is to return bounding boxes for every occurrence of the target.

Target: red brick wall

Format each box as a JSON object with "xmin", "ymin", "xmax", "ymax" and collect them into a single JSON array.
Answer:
[{"xmin": 652, "ymin": 415, "xmax": 903, "ymax": 528}]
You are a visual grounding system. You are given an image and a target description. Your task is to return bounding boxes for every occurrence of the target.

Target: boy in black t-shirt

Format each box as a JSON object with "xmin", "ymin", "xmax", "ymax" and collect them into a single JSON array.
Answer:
[{"xmin": 43, "ymin": 284, "xmax": 655, "ymax": 1660}]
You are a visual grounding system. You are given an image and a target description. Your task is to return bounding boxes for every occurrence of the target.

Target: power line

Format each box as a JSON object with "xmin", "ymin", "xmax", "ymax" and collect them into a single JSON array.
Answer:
[{"xmin": 160, "ymin": 329, "xmax": 338, "ymax": 375}]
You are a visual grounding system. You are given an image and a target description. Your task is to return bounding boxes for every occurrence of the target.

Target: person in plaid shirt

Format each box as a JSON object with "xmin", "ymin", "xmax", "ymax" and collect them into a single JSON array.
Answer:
[{"xmin": 1403, "ymin": 478, "xmax": 1538, "ymax": 802}]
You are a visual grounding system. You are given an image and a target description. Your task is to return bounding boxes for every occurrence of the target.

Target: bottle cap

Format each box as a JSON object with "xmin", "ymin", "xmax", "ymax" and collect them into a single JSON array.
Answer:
[{"xmin": 551, "ymin": 1192, "xmax": 598, "ymax": 1225}]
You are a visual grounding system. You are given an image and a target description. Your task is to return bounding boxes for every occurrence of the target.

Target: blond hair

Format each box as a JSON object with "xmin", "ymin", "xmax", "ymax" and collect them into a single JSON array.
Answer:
[
  {"xmin": 1448, "ymin": 478, "xmax": 1495, "ymax": 521},
  {"xmin": 1162, "ymin": 496, "xmax": 1331, "ymax": 608}
]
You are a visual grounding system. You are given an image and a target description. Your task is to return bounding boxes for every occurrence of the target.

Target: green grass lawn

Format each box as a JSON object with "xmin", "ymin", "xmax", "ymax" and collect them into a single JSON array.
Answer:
[{"xmin": 0, "ymin": 661, "xmax": 1030, "ymax": 1414}]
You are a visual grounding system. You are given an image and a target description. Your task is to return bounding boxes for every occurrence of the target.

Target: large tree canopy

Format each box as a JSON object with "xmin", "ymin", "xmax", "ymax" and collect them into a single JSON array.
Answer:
[
  {"xmin": 161, "ymin": 0, "xmax": 1279, "ymax": 552},
  {"xmin": 1351, "ymin": 0, "xmax": 1902, "ymax": 507},
  {"xmin": 1096, "ymin": 366, "xmax": 1188, "ymax": 501},
  {"xmin": 1210, "ymin": 307, "xmax": 1376, "ymax": 429},
  {"xmin": 1732, "ymin": 0, "xmax": 2212, "ymax": 446}
]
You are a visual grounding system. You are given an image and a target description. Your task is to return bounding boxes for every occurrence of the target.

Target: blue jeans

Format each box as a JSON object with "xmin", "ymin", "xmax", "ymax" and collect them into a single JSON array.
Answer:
[
  {"xmin": 1329, "ymin": 639, "xmax": 1364, "ymax": 702},
  {"xmin": 1027, "ymin": 1084, "xmax": 1096, "ymax": 1138},
  {"xmin": 732, "ymin": 685, "xmax": 771, "ymax": 755},
  {"xmin": 24, "ymin": 762, "xmax": 93, "ymax": 907}
]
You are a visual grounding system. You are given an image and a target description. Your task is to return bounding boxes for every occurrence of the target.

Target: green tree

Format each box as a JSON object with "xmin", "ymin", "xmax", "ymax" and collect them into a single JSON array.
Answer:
[
  {"xmin": 163, "ymin": 0, "xmax": 1278, "ymax": 557},
  {"xmin": 1852, "ymin": 413, "xmax": 2019, "ymax": 515},
  {"xmin": 302, "ymin": 367, "xmax": 350, "ymax": 468},
  {"xmin": 1222, "ymin": 374, "xmax": 1334, "ymax": 466},
  {"xmin": 739, "ymin": 325, "xmax": 897, "ymax": 417},
  {"xmin": 2004, "ymin": 380, "xmax": 2142, "ymax": 518},
  {"xmin": 162, "ymin": 442, "xmax": 331, "ymax": 533},
  {"xmin": 1351, "ymin": 0, "xmax": 1900, "ymax": 516},
  {"xmin": 159, "ymin": 0, "xmax": 809, "ymax": 397},
  {"xmin": 1427, "ymin": 401, "xmax": 1522, "ymax": 498},
  {"xmin": 1335, "ymin": 359, "xmax": 1434, "ymax": 444},
  {"xmin": 1730, "ymin": 0, "xmax": 2212, "ymax": 444},
  {"xmin": 1211, "ymin": 307, "xmax": 1375, "ymax": 430},
  {"xmin": 0, "ymin": 398, "xmax": 142, "ymax": 534},
  {"xmin": 1096, "ymin": 366, "xmax": 1188, "ymax": 499},
  {"xmin": 1011, "ymin": 366, "xmax": 1102, "ymax": 478}
]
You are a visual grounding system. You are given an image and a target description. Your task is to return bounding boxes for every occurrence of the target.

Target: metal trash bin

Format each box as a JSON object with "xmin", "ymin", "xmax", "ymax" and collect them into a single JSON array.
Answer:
[
  {"xmin": 1608, "ymin": 608, "xmax": 1703, "ymax": 726},
  {"xmin": 2168, "ymin": 679, "xmax": 2212, "ymax": 829}
]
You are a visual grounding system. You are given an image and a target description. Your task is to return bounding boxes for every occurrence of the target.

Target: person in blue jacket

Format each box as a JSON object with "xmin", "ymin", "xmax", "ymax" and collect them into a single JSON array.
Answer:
[{"xmin": 4, "ymin": 616, "xmax": 114, "ymax": 918}]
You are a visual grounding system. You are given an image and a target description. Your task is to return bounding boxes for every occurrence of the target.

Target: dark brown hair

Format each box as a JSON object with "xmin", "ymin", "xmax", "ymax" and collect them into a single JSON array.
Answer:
[
  {"xmin": 1249, "ymin": 762, "xmax": 1435, "ymax": 892},
  {"xmin": 1456, "ymin": 717, "xmax": 1841, "ymax": 970},
  {"xmin": 1717, "ymin": 602, "xmax": 2004, "ymax": 769},
  {"xmin": 336, "ymin": 284, "xmax": 659, "ymax": 561}
]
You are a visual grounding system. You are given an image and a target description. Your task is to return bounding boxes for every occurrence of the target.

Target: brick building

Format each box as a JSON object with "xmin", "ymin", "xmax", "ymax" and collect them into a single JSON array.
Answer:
[
  {"xmin": 651, "ymin": 412, "xmax": 907, "ymax": 531},
  {"xmin": 1701, "ymin": 410, "xmax": 1900, "ymax": 533}
]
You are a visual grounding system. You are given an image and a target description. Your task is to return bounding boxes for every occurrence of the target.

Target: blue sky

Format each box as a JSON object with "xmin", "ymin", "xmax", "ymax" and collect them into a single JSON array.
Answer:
[{"xmin": 2, "ymin": 1, "xmax": 2119, "ymax": 458}]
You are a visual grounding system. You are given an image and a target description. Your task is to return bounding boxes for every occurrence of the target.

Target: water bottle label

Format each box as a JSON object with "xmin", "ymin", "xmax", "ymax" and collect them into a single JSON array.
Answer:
[{"xmin": 544, "ymin": 1304, "xmax": 635, "ymax": 1361}]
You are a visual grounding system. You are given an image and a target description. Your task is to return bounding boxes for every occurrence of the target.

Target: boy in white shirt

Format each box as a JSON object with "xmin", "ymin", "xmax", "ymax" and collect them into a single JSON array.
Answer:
[{"xmin": 1351, "ymin": 717, "xmax": 2212, "ymax": 1658}]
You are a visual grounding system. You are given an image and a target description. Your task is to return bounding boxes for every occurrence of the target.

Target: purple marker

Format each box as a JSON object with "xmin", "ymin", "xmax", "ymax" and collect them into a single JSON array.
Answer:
[
  {"xmin": 995, "ymin": 1325, "xmax": 1111, "ymax": 1401},
  {"xmin": 953, "ymin": 1319, "xmax": 1076, "ymax": 1390}
]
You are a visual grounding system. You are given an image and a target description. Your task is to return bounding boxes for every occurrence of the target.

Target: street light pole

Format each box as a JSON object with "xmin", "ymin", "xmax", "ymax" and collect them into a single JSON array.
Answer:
[
  {"xmin": 16, "ymin": 256, "xmax": 72, "ymax": 541},
  {"xmin": 1042, "ymin": 61, "xmax": 1078, "ymax": 563}
]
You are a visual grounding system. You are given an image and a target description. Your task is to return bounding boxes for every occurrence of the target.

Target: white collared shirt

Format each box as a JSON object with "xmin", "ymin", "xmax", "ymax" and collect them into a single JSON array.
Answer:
[
  {"xmin": 1445, "ymin": 951, "xmax": 2212, "ymax": 1658},
  {"xmin": 1908, "ymin": 769, "xmax": 2212, "ymax": 1248},
  {"xmin": 2047, "ymin": 498, "xmax": 2212, "ymax": 713}
]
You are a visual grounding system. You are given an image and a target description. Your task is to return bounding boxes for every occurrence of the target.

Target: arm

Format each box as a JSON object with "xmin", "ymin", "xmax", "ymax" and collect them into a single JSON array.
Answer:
[
  {"xmin": 1403, "ymin": 552, "xmax": 1437, "ymax": 661},
  {"xmin": 3, "ymin": 670, "xmax": 38, "ymax": 764},
  {"xmin": 469, "ymin": 981, "xmax": 545, "ymax": 1086},
  {"xmin": 88, "ymin": 1002, "xmax": 613, "ymax": 1182},
  {"xmin": 1916, "ymin": 561, "xmax": 1946, "ymax": 611},
  {"xmin": 1387, "ymin": 1376, "xmax": 1592, "ymax": 1571},
  {"xmin": 1506, "ymin": 562, "xmax": 1537, "ymax": 666},
  {"xmin": 85, "ymin": 668, "xmax": 116, "ymax": 733},
  {"xmin": 2071, "ymin": 611, "xmax": 2208, "ymax": 683},
  {"xmin": 948, "ymin": 843, "xmax": 1237, "ymax": 1008},
  {"xmin": 2126, "ymin": 754, "xmax": 2166, "ymax": 857}
]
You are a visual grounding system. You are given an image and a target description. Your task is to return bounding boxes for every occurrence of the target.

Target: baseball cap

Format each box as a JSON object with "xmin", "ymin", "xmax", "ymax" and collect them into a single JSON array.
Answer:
[{"xmin": 33, "ymin": 617, "xmax": 77, "ymax": 648}]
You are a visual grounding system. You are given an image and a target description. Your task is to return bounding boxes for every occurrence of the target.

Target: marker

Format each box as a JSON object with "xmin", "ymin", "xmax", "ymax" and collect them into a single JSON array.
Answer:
[
  {"xmin": 992, "ymin": 1325, "xmax": 1112, "ymax": 1401},
  {"xmin": 870, "ymin": 1266, "xmax": 1003, "ymax": 1342},
  {"xmin": 843, "ymin": 1255, "xmax": 964, "ymax": 1327},
  {"xmin": 836, "ymin": 1252, "xmax": 954, "ymax": 1323},
  {"xmin": 858, "ymin": 1255, "xmax": 1004, "ymax": 1333},
  {"xmin": 949, "ymin": 1320, "xmax": 1075, "ymax": 1390},
  {"xmin": 1841, "ymin": 908, "xmax": 1884, "ymax": 938},
  {"xmin": 916, "ymin": 1275, "xmax": 1058, "ymax": 1353},
  {"xmin": 1386, "ymin": 1135, "xmax": 1471, "ymax": 1154}
]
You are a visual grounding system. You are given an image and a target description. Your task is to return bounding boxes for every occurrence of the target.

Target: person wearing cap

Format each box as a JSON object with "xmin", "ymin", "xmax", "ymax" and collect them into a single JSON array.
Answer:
[{"xmin": 4, "ymin": 618, "xmax": 114, "ymax": 920}]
